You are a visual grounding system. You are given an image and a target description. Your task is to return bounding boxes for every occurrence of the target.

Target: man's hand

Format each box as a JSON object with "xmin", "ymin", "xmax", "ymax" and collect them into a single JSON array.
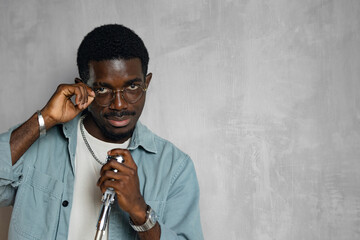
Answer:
[
  {"xmin": 41, "ymin": 82, "xmax": 95, "ymax": 129},
  {"xmin": 10, "ymin": 81, "xmax": 94, "ymax": 165},
  {"xmin": 97, "ymin": 148, "xmax": 148, "ymax": 224}
]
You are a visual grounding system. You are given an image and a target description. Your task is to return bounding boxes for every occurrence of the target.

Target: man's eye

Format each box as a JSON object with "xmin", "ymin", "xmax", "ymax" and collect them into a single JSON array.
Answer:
[
  {"xmin": 95, "ymin": 87, "xmax": 109, "ymax": 94},
  {"xmin": 127, "ymin": 84, "xmax": 140, "ymax": 91}
]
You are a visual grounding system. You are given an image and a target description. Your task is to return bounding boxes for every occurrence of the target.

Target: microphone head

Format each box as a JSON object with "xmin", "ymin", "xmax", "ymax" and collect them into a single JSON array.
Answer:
[{"xmin": 106, "ymin": 155, "xmax": 124, "ymax": 163}]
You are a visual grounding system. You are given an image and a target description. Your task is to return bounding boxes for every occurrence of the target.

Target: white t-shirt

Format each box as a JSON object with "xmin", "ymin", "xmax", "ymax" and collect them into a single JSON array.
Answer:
[{"xmin": 67, "ymin": 118, "xmax": 130, "ymax": 240}]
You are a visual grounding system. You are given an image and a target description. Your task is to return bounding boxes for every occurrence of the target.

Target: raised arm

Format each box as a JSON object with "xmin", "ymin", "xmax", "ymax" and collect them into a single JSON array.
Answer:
[{"xmin": 10, "ymin": 81, "xmax": 94, "ymax": 165}]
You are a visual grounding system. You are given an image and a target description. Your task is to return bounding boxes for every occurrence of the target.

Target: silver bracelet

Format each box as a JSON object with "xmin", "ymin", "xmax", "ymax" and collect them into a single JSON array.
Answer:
[{"xmin": 37, "ymin": 110, "xmax": 46, "ymax": 137}]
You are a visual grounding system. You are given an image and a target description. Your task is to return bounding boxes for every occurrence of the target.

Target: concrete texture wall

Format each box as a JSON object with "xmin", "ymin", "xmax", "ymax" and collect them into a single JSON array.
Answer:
[{"xmin": 1, "ymin": 0, "xmax": 360, "ymax": 239}]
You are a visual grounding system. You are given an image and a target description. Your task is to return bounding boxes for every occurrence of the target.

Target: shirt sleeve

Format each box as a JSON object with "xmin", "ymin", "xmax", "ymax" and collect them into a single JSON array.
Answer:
[
  {"xmin": 159, "ymin": 156, "xmax": 204, "ymax": 240},
  {"xmin": 0, "ymin": 127, "xmax": 25, "ymax": 207}
]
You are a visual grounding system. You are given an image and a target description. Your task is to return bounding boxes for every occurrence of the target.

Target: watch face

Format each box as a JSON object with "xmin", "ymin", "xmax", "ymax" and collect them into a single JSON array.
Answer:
[{"xmin": 149, "ymin": 209, "xmax": 158, "ymax": 224}]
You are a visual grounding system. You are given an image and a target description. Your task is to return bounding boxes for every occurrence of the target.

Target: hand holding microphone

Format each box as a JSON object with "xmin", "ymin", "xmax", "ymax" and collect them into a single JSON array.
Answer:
[
  {"xmin": 95, "ymin": 154, "xmax": 124, "ymax": 240},
  {"xmin": 95, "ymin": 149, "xmax": 149, "ymax": 238}
]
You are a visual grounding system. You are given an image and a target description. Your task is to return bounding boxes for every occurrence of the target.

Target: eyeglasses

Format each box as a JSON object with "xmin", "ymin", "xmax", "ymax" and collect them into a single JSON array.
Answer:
[{"xmin": 92, "ymin": 83, "xmax": 147, "ymax": 106}]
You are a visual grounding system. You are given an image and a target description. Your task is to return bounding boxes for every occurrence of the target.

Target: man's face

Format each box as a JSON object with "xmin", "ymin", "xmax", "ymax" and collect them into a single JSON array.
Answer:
[{"xmin": 86, "ymin": 58, "xmax": 151, "ymax": 143}]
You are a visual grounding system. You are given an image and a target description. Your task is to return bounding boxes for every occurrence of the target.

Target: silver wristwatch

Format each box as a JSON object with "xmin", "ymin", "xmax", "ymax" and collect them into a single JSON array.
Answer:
[{"xmin": 129, "ymin": 205, "xmax": 158, "ymax": 232}]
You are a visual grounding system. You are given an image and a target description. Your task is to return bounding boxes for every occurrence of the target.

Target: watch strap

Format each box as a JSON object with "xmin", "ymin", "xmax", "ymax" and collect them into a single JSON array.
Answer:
[{"xmin": 129, "ymin": 205, "xmax": 157, "ymax": 232}]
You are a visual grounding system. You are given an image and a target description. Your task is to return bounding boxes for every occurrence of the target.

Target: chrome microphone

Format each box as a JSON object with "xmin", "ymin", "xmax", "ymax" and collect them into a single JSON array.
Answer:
[{"xmin": 95, "ymin": 155, "xmax": 124, "ymax": 240}]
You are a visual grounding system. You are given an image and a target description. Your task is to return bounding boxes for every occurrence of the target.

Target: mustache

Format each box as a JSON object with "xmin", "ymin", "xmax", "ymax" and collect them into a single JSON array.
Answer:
[{"xmin": 104, "ymin": 110, "xmax": 136, "ymax": 118}]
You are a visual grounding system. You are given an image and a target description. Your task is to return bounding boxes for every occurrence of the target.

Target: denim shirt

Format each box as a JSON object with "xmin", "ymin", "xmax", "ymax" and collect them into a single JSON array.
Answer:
[{"xmin": 0, "ymin": 115, "xmax": 203, "ymax": 240}]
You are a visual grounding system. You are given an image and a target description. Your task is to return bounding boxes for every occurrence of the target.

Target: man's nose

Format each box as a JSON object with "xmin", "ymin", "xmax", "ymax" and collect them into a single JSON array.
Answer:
[{"xmin": 110, "ymin": 91, "xmax": 128, "ymax": 109}]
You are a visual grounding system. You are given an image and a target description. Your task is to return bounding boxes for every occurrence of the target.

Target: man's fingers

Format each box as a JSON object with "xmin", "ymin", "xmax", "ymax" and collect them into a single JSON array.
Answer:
[
  {"xmin": 99, "ymin": 179, "xmax": 129, "ymax": 194},
  {"xmin": 97, "ymin": 170, "xmax": 130, "ymax": 187},
  {"xmin": 41, "ymin": 82, "xmax": 94, "ymax": 127},
  {"xmin": 74, "ymin": 85, "xmax": 86, "ymax": 106},
  {"xmin": 107, "ymin": 149, "xmax": 137, "ymax": 169},
  {"xmin": 65, "ymin": 83, "xmax": 94, "ymax": 109},
  {"xmin": 87, "ymin": 85, "xmax": 96, "ymax": 97},
  {"xmin": 79, "ymin": 85, "xmax": 87, "ymax": 105},
  {"xmin": 100, "ymin": 159, "xmax": 134, "ymax": 176}
]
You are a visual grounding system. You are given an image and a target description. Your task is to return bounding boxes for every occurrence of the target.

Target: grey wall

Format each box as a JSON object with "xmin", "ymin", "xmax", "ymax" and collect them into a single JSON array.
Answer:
[{"xmin": 1, "ymin": 0, "xmax": 360, "ymax": 239}]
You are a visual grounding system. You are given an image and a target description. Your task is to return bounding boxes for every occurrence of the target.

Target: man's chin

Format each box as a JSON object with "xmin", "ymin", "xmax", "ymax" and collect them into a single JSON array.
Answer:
[
  {"xmin": 87, "ymin": 112, "xmax": 136, "ymax": 143},
  {"xmin": 101, "ymin": 126, "xmax": 134, "ymax": 143}
]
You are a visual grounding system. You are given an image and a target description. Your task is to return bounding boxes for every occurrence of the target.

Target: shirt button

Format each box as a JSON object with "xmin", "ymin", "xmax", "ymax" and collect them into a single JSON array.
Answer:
[{"xmin": 62, "ymin": 200, "xmax": 69, "ymax": 207}]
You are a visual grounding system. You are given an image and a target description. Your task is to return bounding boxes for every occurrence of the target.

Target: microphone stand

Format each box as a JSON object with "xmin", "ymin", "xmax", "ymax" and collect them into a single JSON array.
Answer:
[{"xmin": 94, "ymin": 155, "xmax": 124, "ymax": 240}]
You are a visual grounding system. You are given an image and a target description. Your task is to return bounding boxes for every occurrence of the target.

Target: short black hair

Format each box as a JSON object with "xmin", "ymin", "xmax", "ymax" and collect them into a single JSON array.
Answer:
[{"xmin": 77, "ymin": 24, "xmax": 149, "ymax": 82}]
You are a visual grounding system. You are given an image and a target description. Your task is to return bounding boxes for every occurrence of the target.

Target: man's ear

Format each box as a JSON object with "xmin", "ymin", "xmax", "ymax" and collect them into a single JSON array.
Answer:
[
  {"xmin": 75, "ymin": 78, "xmax": 83, "ymax": 84},
  {"xmin": 145, "ymin": 73, "xmax": 152, "ymax": 88}
]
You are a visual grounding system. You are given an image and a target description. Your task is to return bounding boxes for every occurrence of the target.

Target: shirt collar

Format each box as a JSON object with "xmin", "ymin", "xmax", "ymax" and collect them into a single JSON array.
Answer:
[
  {"xmin": 62, "ymin": 114, "xmax": 157, "ymax": 154},
  {"xmin": 128, "ymin": 121, "xmax": 157, "ymax": 154},
  {"xmin": 62, "ymin": 114, "xmax": 81, "ymax": 139}
]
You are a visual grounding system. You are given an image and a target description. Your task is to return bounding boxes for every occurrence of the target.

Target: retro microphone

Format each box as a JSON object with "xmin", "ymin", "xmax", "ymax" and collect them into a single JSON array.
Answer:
[{"xmin": 94, "ymin": 154, "xmax": 124, "ymax": 240}]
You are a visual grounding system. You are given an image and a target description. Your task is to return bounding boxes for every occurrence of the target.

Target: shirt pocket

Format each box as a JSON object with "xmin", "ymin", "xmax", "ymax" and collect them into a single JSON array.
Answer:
[{"xmin": 11, "ymin": 166, "xmax": 64, "ymax": 240}]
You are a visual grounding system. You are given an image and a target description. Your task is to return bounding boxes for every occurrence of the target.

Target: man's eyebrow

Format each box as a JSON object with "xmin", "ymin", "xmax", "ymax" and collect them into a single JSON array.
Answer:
[
  {"xmin": 92, "ymin": 78, "xmax": 143, "ymax": 88},
  {"xmin": 127, "ymin": 78, "xmax": 143, "ymax": 84},
  {"xmin": 92, "ymin": 82, "xmax": 113, "ymax": 88}
]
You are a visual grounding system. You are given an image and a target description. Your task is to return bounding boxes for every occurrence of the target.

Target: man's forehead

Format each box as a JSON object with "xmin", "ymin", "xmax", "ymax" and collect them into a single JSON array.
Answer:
[
  {"xmin": 92, "ymin": 59, "xmax": 129, "ymax": 71},
  {"xmin": 87, "ymin": 58, "xmax": 143, "ymax": 86}
]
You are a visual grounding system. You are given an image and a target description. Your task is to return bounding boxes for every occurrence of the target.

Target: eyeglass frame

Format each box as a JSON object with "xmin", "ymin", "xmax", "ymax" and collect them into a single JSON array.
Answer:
[{"xmin": 90, "ymin": 83, "xmax": 148, "ymax": 107}]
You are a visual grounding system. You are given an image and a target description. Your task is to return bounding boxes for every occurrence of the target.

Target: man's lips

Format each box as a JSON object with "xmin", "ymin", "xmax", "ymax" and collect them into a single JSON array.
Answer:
[
  {"xmin": 106, "ymin": 116, "xmax": 131, "ymax": 127},
  {"xmin": 103, "ymin": 111, "xmax": 136, "ymax": 127}
]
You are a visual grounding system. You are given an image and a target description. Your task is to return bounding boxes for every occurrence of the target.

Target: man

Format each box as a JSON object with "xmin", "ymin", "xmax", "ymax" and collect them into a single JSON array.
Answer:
[{"xmin": 0, "ymin": 24, "xmax": 203, "ymax": 240}]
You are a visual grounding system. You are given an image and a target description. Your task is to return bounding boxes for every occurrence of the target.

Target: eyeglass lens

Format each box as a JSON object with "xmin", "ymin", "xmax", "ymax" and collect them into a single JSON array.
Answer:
[{"xmin": 94, "ymin": 87, "xmax": 144, "ymax": 106}]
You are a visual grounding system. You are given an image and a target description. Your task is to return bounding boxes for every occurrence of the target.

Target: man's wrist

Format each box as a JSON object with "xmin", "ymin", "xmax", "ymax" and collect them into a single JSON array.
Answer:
[
  {"xmin": 129, "ymin": 205, "xmax": 158, "ymax": 232},
  {"xmin": 40, "ymin": 107, "xmax": 59, "ymax": 131},
  {"xmin": 129, "ymin": 202, "xmax": 148, "ymax": 225}
]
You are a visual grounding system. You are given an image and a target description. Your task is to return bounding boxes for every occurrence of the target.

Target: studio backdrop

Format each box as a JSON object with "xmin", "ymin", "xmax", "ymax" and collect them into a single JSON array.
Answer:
[{"xmin": 1, "ymin": 0, "xmax": 360, "ymax": 239}]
